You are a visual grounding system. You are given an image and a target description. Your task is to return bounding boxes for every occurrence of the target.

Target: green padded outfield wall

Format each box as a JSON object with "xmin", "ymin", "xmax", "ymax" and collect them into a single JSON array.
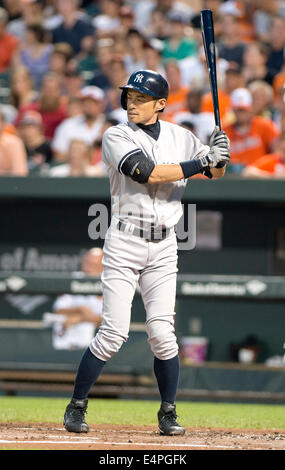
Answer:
[
  {"xmin": 0, "ymin": 176, "xmax": 285, "ymax": 275},
  {"xmin": 0, "ymin": 176, "xmax": 284, "ymax": 363}
]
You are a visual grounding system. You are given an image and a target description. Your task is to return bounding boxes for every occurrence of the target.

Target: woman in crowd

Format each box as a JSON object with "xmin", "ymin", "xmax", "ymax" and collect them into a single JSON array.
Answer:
[
  {"xmin": 9, "ymin": 65, "xmax": 38, "ymax": 109},
  {"xmin": 12, "ymin": 23, "xmax": 53, "ymax": 90},
  {"xmin": 242, "ymin": 42, "xmax": 273, "ymax": 85}
]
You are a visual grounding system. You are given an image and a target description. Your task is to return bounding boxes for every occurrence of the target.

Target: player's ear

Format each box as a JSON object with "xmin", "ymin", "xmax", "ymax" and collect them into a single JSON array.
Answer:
[{"xmin": 155, "ymin": 98, "xmax": 166, "ymax": 113}]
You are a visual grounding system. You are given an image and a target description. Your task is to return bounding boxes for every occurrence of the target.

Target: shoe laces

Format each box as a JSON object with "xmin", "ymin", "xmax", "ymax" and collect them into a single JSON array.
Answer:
[
  {"xmin": 70, "ymin": 404, "xmax": 88, "ymax": 421},
  {"xmin": 162, "ymin": 410, "xmax": 179, "ymax": 426}
]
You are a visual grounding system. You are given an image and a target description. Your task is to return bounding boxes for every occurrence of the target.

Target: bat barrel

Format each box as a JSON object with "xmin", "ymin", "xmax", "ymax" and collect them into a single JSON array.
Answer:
[{"xmin": 200, "ymin": 9, "xmax": 221, "ymax": 130}]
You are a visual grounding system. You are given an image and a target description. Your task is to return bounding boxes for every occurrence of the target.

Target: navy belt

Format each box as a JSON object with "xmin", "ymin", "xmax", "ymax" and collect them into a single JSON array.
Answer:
[{"xmin": 117, "ymin": 221, "xmax": 170, "ymax": 241}]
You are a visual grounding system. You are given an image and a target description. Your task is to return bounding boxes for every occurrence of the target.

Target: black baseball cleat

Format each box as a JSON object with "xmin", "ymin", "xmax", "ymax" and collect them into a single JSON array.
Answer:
[
  {"xmin": 63, "ymin": 398, "xmax": 89, "ymax": 433},
  {"xmin": 158, "ymin": 402, "xmax": 186, "ymax": 436}
]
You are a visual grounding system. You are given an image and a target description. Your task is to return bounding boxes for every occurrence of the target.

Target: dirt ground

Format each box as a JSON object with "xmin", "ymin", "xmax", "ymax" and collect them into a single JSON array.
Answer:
[{"xmin": 0, "ymin": 422, "xmax": 284, "ymax": 450}]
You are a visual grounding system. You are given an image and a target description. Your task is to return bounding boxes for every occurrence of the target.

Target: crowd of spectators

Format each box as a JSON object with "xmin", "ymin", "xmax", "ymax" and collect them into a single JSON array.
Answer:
[{"xmin": 0, "ymin": 0, "xmax": 285, "ymax": 178}]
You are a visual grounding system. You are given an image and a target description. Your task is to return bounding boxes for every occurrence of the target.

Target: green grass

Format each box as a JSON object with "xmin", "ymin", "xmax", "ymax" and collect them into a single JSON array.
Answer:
[{"xmin": 1, "ymin": 397, "xmax": 285, "ymax": 430}]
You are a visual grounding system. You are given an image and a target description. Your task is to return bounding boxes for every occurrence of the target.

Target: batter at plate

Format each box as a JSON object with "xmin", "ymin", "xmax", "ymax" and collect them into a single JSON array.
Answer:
[{"xmin": 63, "ymin": 69, "xmax": 230, "ymax": 435}]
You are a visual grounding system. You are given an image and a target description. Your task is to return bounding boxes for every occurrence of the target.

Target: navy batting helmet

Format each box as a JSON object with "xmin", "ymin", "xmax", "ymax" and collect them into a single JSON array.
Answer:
[{"xmin": 120, "ymin": 70, "xmax": 169, "ymax": 111}]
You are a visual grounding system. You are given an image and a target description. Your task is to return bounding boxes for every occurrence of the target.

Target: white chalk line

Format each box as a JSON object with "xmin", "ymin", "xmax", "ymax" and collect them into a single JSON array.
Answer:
[
  {"xmin": 22, "ymin": 433, "xmax": 237, "ymax": 449},
  {"xmin": 0, "ymin": 439, "xmax": 270, "ymax": 450},
  {"xmin": 13, "ymin": 426, "xmax": 155, "ymax": 435},
  {"xmin": 1, "ymin": 427, "xmax": 278, "ymax": 450},
  {"xmin": 0, "ymin": 439, "xmax": 235, "ymax": 449}
]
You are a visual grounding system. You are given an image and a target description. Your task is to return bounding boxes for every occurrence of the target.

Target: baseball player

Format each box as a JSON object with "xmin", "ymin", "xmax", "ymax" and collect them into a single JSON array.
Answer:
[{"xmin": 63, "ymin": 70, "xmax": 230, "ymax": 435}]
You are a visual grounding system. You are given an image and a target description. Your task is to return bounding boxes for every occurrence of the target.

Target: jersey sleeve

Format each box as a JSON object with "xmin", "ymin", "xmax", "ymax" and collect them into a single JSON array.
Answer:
[
  {"xmin": 186, "ymin": 130, "xmax": 210, "ymax": 161},
  {"xmin": 89, "ymin": 296, "xmax": 103, "ymax": 317},
  {"xmin": 102, "ymin": 126, "xmax": 142, "ymax": 172}
]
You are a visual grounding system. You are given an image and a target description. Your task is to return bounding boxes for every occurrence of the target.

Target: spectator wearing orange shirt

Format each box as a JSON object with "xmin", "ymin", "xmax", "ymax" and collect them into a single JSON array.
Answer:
[
  {"xmin": 273, "ymin": 67, "xmax": 285, "ymax": 102},
  {"xmin": 162, "ymin": 60, "xmax": 189, "ymax": 121},
  {"xmin": 243, "ymin": 132, "xmax": 285, "ymax": 178},
  {"xmin": 273, "ymin": 84, "xmax": 285, "ymax": 132},
  {"xmin": 0, "ymin": 7, "xmax": 19, "ymax": 73},
  {"xmin": 224, "ymin": 88, "xmax": 280, "ymax": 167},
  {"xmin": 201, "ymin": 87, "xmax": 231, "ymax": 125},
  {"xmin": 201, "ymin": 65, "xmax": 245, "ymax": 127},
  {"xmin": 0, "ymin": 110, "xmax": 28, "ymax": 176}
]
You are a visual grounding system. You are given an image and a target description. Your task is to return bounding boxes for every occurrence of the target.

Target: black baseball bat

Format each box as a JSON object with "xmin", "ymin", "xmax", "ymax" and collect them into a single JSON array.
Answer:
[{"xmin": 200, "ymin": 9, "xmax": 221, "ymax": 131}]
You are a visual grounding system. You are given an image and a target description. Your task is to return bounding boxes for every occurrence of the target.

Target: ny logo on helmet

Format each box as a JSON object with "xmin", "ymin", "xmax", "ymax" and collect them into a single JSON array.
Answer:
[{"xmin": 133, "ymin": 73, "xmax": 144, "ymax": 83}]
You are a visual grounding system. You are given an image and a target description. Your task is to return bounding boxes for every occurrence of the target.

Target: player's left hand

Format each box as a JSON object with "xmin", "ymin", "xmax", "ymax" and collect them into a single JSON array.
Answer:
[{"xmin": 209, "ymin": 126, "xmax": 230, "ymax": 149}]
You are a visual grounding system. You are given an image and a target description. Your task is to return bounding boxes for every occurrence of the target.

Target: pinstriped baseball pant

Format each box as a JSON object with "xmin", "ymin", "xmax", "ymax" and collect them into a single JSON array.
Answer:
[{"xmin": 89, "ymin": 218, "xmax": 179, "ymax": 362}]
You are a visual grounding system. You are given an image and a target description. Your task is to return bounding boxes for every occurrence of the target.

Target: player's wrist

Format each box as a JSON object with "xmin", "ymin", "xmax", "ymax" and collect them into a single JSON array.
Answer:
[
  {"xmin": 215, "ymin": 161, "xmax": 226, "ymax": 168},
  {"xmin": 199, "ymin": 154, "xmax": 213, "ymax": 168},
  {"xmin": 180, "ymin": 156, "xmax": 211, "ymax": 178}
]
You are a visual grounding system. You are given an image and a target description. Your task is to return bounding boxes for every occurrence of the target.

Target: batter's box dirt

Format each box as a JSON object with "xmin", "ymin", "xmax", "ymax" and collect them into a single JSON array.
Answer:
[{"xmin": 0, "ymin": 423, "xmax": 284, "ymax": 450}]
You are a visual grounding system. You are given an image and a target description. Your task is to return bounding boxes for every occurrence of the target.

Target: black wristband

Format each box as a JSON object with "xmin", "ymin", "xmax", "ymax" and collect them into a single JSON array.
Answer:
[
  {"xmin": 215, "ymin": 161, "xmax": 226, "ymax": 168},
  {"xmin": 180, "ymin": 159, "xmax": 205, "ymax": 178}
]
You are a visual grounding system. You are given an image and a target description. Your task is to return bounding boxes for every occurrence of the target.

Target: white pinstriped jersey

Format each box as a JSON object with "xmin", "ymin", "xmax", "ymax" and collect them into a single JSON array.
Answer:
[{"xmin": 102, "ymin": 120, "xmax": 209, "ymax": 229}]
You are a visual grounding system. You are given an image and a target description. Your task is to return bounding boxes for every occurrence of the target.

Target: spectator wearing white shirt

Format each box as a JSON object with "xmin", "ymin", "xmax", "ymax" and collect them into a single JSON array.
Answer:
[
  {"xmin": 178, "ymin": 54, "xmax": 206, "ymax": 89},
  {"xmin": 52, "ymin": 86, "xmax": 106, "ymax": 162},
  {"xmin": 51, "ymin": 248, "xmax": 104, "ymax": 350},
  {"xmin": 172, "ymin": 89, "xmax": 215, "ymax": 144}
]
